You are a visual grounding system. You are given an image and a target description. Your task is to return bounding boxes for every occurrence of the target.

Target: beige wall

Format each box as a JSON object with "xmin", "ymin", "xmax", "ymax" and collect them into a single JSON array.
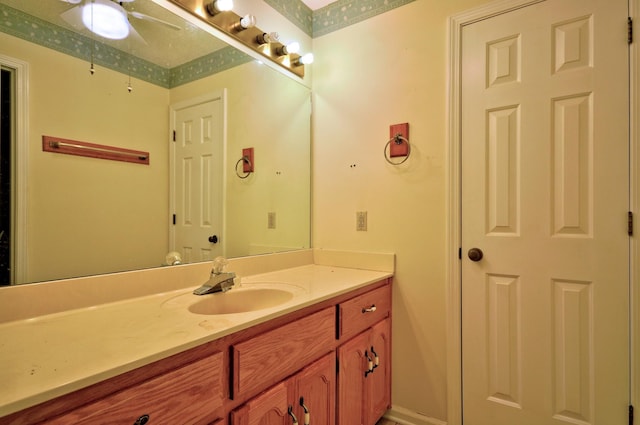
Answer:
[
  {"xmin": 1, "ymin": 33, "xmax": 169, "ymax": 283},
  {"xmin": 311, "ymin": 0, "xmax": 488, "ymax": 422}
]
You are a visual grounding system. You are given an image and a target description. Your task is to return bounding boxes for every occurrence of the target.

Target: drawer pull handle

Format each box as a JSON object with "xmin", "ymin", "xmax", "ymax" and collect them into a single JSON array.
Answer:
[
  {"xmin": 134, "ymin": 414, "xmax": 150, "ymax": 425},
  {"xmin": 288, "ymin": 405, "xmax": 299, "ymax": 425},
  {"xmin": 365, "ymin": 350, "xmax": 374, "ymax": 377},
  {"xmin": 300, "ymin": 397, "xmax": 310, "ymax": 425},
  {"xmin": 362, "ymin": 305, "xmax": 377, "ymax": 313},
  {"xmin": 371, "ymin": 346, "xmax": 379, "ymax": 369}
]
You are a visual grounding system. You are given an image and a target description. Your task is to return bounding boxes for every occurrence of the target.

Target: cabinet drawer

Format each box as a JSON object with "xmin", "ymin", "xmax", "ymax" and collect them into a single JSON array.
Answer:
[
  {"xmin": 49, "ymin": 352, "xmax": 224, "ymax": 425},
  {"xmin": 338, "ymin": 284, "xmax": 391, "ymax": 340},
  {"xmin": 232, "ymin": 307, "xmax": 335, "ymax": 399}
]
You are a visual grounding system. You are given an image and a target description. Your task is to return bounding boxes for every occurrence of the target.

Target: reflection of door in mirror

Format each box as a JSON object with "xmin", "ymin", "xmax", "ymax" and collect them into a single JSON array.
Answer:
[
  {"xmin": 0, "ymin": 66, "xmax": 12, "ymax": 284},
  {"xmin": 171, "ymin": 92, "xmax": 225, "ymax": 263}
]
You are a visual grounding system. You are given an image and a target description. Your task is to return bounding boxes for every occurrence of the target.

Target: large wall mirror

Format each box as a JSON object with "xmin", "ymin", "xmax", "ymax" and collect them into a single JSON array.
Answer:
[{"xmin": 0, "ymin": 0, "xmax": 311, "ymax": 285}]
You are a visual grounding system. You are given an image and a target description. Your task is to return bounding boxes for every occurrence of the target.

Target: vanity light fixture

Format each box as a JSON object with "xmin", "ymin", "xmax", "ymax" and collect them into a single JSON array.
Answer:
[
  {"xmin": 167, "ymin": 0, "xmax": 312, "ymax": 78},
  {"xmin": 232, "ymin": 14, "xmax": 257, "ymax": 31},
  {"xmin": 82, "ymin": 0, "xmax": 130, "ymax": 40},
  {"xmin": 206, "ymin": 0, "xmax": 234, "ymax": 15}
]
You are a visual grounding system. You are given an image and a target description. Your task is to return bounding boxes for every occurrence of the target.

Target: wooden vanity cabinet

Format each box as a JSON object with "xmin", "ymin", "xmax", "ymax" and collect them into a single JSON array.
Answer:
[
  {"xmin": 336, "ymin": 285, "xmax": 392, "ymax": 425},
  {"xmin": 2, "ymin": 279, "xmax": 391, "ymax": 425},
  {"xmin": 230, "ymin": 353, "xmax": 335, "ymax": 425}
]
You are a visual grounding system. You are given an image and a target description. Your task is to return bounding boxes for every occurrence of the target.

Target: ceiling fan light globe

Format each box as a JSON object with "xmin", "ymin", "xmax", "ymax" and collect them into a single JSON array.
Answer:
[{"xmin": 82, "ymin": 0, "xmax": 130, "ymax": 40}]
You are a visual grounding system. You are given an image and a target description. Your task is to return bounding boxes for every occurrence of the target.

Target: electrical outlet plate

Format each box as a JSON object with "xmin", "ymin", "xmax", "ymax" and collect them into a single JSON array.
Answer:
[
  {"xmin": 268, "ymin": 212, "xmax": 276, "ymax": 229},
  {"xmin": 356, "ymin": 211, "xmax": 367, "ymax": 231}
]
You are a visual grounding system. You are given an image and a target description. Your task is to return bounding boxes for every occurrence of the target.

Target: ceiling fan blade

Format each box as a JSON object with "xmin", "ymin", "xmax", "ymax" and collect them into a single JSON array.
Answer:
[
  {"xmin": 127, "ymin": 11, "xmax": 181, "ymax": 31},
  {"xmin": 59, "ymin": 0, "xmax": 82, "ymax": 4},
  {"xmin": 59, "ymin": 5, "xmax": 84, "ymax": 30},
  {"xmin": 126, "ymin": 22, "xmax": 148, "ymax": 46}
]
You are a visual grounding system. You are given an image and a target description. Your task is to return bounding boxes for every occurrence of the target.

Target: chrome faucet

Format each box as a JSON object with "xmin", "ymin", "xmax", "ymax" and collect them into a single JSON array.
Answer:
[
  {"xmin": 193, "ymin": 271, "xmax": 236, "ymax": 295},
  {"xmin": 193, "ymin": 256, "xmax": 236, "ymax": 295}
]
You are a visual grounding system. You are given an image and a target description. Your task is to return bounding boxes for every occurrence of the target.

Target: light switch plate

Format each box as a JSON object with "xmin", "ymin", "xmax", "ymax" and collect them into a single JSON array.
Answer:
[
  {"xmin": 356, "ymin": 211, "xmax": 367, "ymax": 231},
  {"xmin": 268, "ymin": 212, "xmax": 276, "ymax": 229}
]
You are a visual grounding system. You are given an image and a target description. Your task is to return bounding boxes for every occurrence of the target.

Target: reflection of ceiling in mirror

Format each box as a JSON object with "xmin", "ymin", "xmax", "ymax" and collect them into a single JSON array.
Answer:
[{"xmin": 0, "ymin": 0, "xmax": 228, "ymax": 69}]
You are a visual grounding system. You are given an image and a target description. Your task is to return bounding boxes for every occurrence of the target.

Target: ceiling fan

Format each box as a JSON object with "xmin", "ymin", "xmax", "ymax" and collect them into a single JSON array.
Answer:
[{"xmin": 59, "ymin": 0, "xmax": 181, "ymax": 44}]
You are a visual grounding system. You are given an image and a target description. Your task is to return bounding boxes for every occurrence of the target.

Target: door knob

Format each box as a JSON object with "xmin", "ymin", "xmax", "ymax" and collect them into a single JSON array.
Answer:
[
  {"xmin": 467, "ymin": 248, "xmax": 483, "ymax": 262},
  {"xmin": 208, "ymin": 235, "xmax": 218, "ymax": 244}
]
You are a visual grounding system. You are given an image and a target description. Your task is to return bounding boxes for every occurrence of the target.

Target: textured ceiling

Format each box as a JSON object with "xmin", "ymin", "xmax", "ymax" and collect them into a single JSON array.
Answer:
[{"xmin": 1, "ymin": 0, "xmax": 228, "ymax": 68}]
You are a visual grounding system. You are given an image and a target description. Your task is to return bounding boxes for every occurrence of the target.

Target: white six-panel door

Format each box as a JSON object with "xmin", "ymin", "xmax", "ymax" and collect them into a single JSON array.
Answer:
[
  {"xmin": 460, "ymin": 0, "xmax": 629, "ymax": 423},
  {"xmin": 171, "ymin": 94, "xmax": 225, "ymax": 263}
]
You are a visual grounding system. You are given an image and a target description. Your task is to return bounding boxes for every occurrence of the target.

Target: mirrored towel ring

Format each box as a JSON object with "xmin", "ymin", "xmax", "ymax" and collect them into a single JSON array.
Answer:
[
  {"xmin": 384, "ymin": 134, "xmax": 411, "ymax": 165},
  {"xmin": 235, "ymin": 155, "xmax": 253, "ymax": 179}
]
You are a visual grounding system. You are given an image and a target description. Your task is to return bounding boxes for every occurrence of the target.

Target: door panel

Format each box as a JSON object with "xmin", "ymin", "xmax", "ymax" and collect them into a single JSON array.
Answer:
[
  {"xmin": 461, "ymin": 0, "xmax": 629, "ymax": 423},
  {"xmin": 172, "ymin": 97, "xmax": 224, "ymax": 263}
]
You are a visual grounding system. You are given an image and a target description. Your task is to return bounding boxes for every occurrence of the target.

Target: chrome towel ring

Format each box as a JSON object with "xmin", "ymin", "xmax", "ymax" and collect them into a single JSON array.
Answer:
[
  {"xmin": 235, "ymin": 155, "xmax": 253, "ymax": 179},
  {"xmin": 384, "ymin": 134, "xmax": 411, "ymax": 165}
]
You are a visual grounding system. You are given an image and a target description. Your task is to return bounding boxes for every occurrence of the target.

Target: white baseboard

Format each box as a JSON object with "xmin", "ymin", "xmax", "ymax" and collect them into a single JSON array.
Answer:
[{"xmin": 384, "ymin": 405, "xmax": 447, "ymax": 425}]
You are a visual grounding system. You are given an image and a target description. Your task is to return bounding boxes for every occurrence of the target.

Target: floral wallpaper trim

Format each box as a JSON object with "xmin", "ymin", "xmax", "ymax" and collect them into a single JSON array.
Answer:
[
  {"xmin": 312, "ymin": 0, "xmax": 416, "ymax": 37},
  {"xmin": 264, "ymin": 0, "xmax": 314, "ymax": 36},
  {"xmin": 170, "ymin": 46, "xmax": 252, "ymax": 86}
]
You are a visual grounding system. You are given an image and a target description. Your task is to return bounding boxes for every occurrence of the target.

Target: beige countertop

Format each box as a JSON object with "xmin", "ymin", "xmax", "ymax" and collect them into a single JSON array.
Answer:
[{"xmin": 0, "ymin": 261, "xmax": 392, "ymax": 418}]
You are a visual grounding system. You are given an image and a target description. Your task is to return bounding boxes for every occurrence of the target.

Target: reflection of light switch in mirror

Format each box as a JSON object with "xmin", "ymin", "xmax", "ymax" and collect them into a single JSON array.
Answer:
[
  {"xmin": 268, "ymin": 212, "xmax": 276, "ymax": 229},
  {"xmin": 389, "ymin": 123, "xmax": 409, "ymax": 157},
  {"xmin": 243, "ymin": 147, "xmax": 254, "ymax": 173},
  {"xmin": 356, "ymin": 211, "xmax": 367, "ymax": 231}
]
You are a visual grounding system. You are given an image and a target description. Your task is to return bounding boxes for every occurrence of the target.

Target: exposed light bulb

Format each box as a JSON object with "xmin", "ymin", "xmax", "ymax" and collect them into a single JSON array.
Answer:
[
  {"xmin": 285, "ymin": 41, "xmax": 300, "ymax": 54},
  {"xmin": 82, "ymin": 0, "xmax": 129, "ymax": 40},
  {"xmin": 233, "ymin": 14, "xmax": 256, "ymax": 31},
  {"xmin": 278, "ymin": 41, "xmax": 300, "ymax": 56},
  {"xmin": 256, "ymin": 32, "xmax": 279, "ymax": 45},
  {"xmin": 206, "ymin": 0, "xmax": 233, "ymax": 14},
  {"xmin": 296, "ymin": 53, "xmax": 314, "ymax": 65},
  {"xmin": 240, "ymin": 14, "xmax": 256, "ymax": 29}
]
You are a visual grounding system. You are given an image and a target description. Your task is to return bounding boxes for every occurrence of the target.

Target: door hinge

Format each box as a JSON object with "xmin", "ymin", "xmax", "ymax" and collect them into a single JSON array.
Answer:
[
  {"xmin": 630, "ymin": 405, "xmax": 634, "ymax": 425},
  {"xmin": 629, "ymin": 211, "xmax": 634, "ymax": 236},
  {"xmin": 629, "ymin": 17, "xmax": 634, "ymax": 44},
  {"xmin": 172, "ymin": 214, "xmax": 176, "ymax": 225},
  {"xmin": 458, "ymin": 247, "xmax": 462, "ymax": 260},
  {"xmin": 172, "ymin": 130, "xmax": 176, "ymax": 142}
]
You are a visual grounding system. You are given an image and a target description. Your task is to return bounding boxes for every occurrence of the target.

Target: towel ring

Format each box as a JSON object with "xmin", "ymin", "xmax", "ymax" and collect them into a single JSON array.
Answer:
[
  {"xmin": 235, "ymin": 156, "xmax": 253, "ymax": 179},
  {"xmin": 384, "ymin": 134, "xmax": 411, "ymax": 165}
]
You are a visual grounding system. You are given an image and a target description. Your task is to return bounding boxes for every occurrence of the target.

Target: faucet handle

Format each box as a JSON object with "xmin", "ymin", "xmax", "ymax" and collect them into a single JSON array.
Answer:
[{"xmin": 211, "ymin": 256, "xmax": 228, "ymax": 274}]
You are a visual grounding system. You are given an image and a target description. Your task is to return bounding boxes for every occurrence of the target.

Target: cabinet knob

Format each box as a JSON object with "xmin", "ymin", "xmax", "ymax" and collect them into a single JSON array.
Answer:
[
  {"xmin": 288, "ymin": 406, "xmax": 299, "ymax": 425},
  {"xmin": 362, "ymin": 305, "xmax": 377, "ymax": 313},
  {"xmin": 134, "ymin": 415, "xmax": 150, "ymax": 425}
]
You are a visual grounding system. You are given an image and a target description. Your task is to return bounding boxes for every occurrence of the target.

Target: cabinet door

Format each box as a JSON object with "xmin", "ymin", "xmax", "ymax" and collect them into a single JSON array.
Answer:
[
  {"xmin": 337, "ymin": 330, "xmax": 369, "ymax": 425},
  {"xmin": 294, "ymin": 353, "xmax": 335, "ymax": 425},
  {"xmin": 365, "ymin": 319, "xmax": 391, "ymax": 425},
  {"xmin": 231, "ymin": 382, "xmax": 291, "ymax": 425}
]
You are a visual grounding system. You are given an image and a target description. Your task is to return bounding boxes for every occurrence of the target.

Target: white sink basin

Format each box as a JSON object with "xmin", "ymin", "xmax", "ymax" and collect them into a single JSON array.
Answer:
[
  {"xmin": 162, "ymin": 282, "xmax": 305, "ymax": 315},
  {"xmin": 188, "ymin": 287, "xmax": 294, "ymax": 315}
]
